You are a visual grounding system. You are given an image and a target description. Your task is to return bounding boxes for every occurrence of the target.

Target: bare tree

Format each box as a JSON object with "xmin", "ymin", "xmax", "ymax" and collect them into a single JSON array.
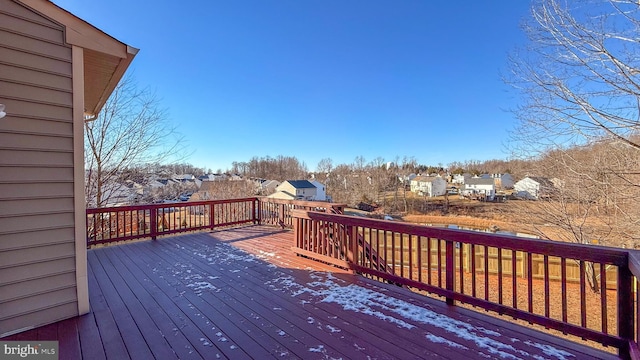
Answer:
[
  {"xmin": 513, "ymin": 141, "xmax": 640, "ymax": 291},
  {"xmin": 508, "ymin": 0, "xmax": 640, "ymax": 153},
  {"xmin": 85, "ymin": 75, "xmax": 184, "ymax": 207},
  {"xmin": 507, "ymin": 0, "xmax": 640, "ymax": 247}
]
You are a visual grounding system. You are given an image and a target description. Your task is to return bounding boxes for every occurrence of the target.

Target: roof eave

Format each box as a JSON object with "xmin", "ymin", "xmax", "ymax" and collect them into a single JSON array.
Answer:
[{"xmin": 18, "ymin": 0, "xmax": 138, "ymax": 118}]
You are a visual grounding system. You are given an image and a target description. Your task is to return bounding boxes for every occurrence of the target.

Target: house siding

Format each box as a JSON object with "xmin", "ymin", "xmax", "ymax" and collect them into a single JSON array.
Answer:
[{"xmin": 0, "ymin": 0, "xmax": 78, "ymax": 336}]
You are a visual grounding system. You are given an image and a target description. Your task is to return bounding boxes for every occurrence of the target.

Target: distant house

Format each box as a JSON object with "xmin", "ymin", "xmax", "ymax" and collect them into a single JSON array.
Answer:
[
  {"xmin": 452, "ymin": 173, "xmax": 472, "ymax": 185},
  {"xmin": 514, "ymin": 176, "xmax": 556, "ymax": 200},
  {"xmin": 0, "ymin": 0, "xmax": 136, "ymax": 337},
  {"xmin": 269, "ymin": 180, "xmax": 320, "ymax": 201},
  {"xmin": 260, "ymin": 180, "xmax": 281, "ymax": 195},
  {"xmin": 463, "ymin": 178, "xmax": 496, "ymax": 200},
  {"xmin": 173, "ymin": 174, "xmax": 195, "ymax": 181},
  {"xmin": 488, "ymin": 173, "xmax": 514, "ymax": 190},
  {"xmin": 410, "ymin": 176, "xmax": 447, "ymax": 197},
  {"xmin": 309, "ymin": 180, "xmax": 329, "ymax": 201}
]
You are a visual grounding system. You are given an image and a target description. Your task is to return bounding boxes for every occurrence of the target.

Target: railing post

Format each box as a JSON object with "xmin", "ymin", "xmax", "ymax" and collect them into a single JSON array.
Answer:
[
  {"xmin": 255, "ymin": 198, "xmax": 261, "ymax": 225},
  {"xmin": 350, "ymin": 225, "xmax": 358, "ymax": 267},
  {"xmin": 209, "ymin": 201, "xmax": 215, "ymax": 230},
  {"xmin": 446, "ymin": 240, "xmax": 455, "ymax": 306},
  {"xmin": 279, "ymin": 204, "xmax": 285, "ymax": 228},
  {"xmin": 150, "ymin": 207, "xmax": 157, "ymax": 240},
  {"xmin": 86, "ymin": 212, "xmax": 91, "ymax": 248},
  {"xmin": 618, "ymin": 264, "xmax": 634, "ymax": 359},
  {"xmin": 293, "ymin": 213, "xmax": 299, "ymax": 249}
]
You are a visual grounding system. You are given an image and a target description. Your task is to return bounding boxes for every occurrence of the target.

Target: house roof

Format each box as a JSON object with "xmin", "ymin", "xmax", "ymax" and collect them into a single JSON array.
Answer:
[
  {"xmin": 412, "ymin": 176, "xmax": 441, "ymax": 183},
  {"xmin": 465, "ymin": 178, "xmax": 495, "ymax": 186},
  {"xmin": 19, "ymin": 0, "xmax": 138, "ymax": 118},
  {"xmin": 525, "ymin": 176, "xmax": 555, "ymax": 187},
  {"xmin": 284, "ymin": 180, "xmax": 316, "ymax": 189}
]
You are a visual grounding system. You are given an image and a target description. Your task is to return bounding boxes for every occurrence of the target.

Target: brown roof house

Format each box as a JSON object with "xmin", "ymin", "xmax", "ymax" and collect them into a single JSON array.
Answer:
[{"xmin": 0, "ymin": 0, "xmax": 136, "ymax": 336}]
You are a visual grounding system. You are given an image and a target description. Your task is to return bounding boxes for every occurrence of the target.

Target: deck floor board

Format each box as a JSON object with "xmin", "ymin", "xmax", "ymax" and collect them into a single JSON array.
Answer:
[{"xmin": 2, "ymin": 225, "xmax": 619, "ymax": 359}]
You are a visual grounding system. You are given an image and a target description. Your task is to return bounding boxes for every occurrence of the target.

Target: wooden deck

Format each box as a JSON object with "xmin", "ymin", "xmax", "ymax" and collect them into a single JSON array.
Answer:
[{"xmin": 4, "ymin": 226, "xmax": 618, "ymax": 359}]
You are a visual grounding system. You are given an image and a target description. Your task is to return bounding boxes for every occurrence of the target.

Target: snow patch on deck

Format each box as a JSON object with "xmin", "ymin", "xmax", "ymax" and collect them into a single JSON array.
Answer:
[{"xmin": 267, "ymin": 271, "xmax": 575, "ymax": 360}]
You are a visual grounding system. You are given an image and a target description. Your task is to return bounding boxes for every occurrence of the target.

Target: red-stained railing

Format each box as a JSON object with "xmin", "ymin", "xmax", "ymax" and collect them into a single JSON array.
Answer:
[
  {"xmin": 291, "ymin": 209, "xmax": 640, "ymax": 359},
  {"xmin": 86, "ymin": 198, "xmax": 346, "ymax": 247},
  {"xmin": 86, "ymin": 198, "xmax": 258, "ymax": 246},
  {"xmin": 257, "ymin": 198, "xmax": 345, "ymax": 228}
]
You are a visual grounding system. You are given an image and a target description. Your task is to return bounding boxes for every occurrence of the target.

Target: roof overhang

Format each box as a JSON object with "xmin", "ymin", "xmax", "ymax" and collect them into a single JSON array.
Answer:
[{"xmin": 17, "ymin": 0, "xmax": 138, "ymax": 118}]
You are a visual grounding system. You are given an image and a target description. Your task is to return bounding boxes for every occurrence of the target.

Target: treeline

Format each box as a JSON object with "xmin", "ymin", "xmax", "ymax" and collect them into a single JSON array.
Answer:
[{"xmin": 229, "ymin": 156, "xmax": 308, "ymax": 180}]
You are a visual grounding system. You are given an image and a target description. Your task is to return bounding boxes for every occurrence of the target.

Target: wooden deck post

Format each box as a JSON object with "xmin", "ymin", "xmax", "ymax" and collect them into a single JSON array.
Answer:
[
  {"xmin": 293, "ymin": 215, "xmax": 299, "ymax": 249},
  {"xmin": 445, "ymin": 240, "xmax": 455, "ymax": 306},
  {"xmin": 209, "ymin": 202, "xmax": 215, "ymax": 230},
  {"xmin": 348, "ymin": 225, "xmax": 359, "ymax": 267},
  {"xmin": 150, "ymin": 207, "xmax": 157, "ymax": 240},
  {"xmin": 617, "ymin": 264, "xmax": 634, "ymax": 359},
  {"xmin": 255, "ymin": 198, "xmax": 261, "ymax": 225}
]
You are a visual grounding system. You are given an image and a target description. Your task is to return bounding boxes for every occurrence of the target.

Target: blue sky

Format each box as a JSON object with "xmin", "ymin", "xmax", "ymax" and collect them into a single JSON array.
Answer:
[{"xmin": 55, "ymin": 0, "xmax": 532, "ymax": 172}]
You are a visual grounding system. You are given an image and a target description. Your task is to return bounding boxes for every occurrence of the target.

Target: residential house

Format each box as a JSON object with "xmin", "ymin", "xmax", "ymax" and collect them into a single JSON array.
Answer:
[
  {"xmin": 452, "ymin": 173, "xmax": 472, "ymax": 185},
  {"xmin": 481, "ymin": 173, "xmax": 515, "ymax": 190},
  {"xmin": 269, "ymin": 180, "xmax": 319, "ymax": 201},
  {"xmin": 0, "ymin": 0, "xmax": 136, "ymax": 337},
  {"xmin": 514, "ymin": 176, "xmax": 556, "ymax": 200},
  {"xmin": 409, "ymin": 176, "xmax": 447, "ymax": 197},
  {"xmin": 260, "ymin": 179, "xmax": 280, "ymax": 195},
  {"xmin": 491, "ymin": 173, "xmax": 515, "ymax": 189},
  {"xmin": 309, "ymin": 180, "xmax": 329, "ymax": 201},
  {"xmin": 463, "ymin": 177, "xmax": 496, "ymax": 200}
]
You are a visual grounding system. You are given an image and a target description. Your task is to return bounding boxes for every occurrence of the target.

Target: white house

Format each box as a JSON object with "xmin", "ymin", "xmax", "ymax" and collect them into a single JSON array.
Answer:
[
  {"xmin": 463, "ymin": 178, "xmax": 496, "ymax": 200},
  {"xmin": 452, "ymin": 173, "xmax": 472, "ymax": 185},
  {"xmin": 310, "ymin": 180, "xmax": 329, "ymax": 201},
  {"xmin": 514, "ymin": 176, "xmax": 555, "ymax": 200},
  {"xmin": 269, "ymin": 180, "xmax": 318, "ymax": 201},
  {"xmin": 410, "ymin": 176, "xmax": 447, "ymax": 197},
  {"xmin": 260, "ymin": 180, "xmax": 281, "ymax": 195},
  {"xmin": 491, "ymin": 173, "xmax": 515, "ymax": 189}
]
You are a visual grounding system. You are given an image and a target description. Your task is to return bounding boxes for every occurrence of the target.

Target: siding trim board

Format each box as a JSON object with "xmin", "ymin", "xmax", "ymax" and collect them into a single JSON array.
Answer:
[{"xmin": 71, "ymin": 44, "xmax": 89, "ymax": 316}]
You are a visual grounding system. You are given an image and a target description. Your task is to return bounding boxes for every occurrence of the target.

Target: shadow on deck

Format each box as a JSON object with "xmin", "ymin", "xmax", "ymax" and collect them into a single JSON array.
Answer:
[{"xmin": 4, "ymin": 226, "xmax": 617, "ymax": 359}]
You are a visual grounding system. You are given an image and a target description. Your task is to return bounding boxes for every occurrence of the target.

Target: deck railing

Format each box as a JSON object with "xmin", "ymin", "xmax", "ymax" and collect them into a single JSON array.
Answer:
[
  {"xmin": 291, "ymin": 209, "xmax": 640, "ymax": 359},
  {"xmin": 86, "ymin": 197, "xmax": 345, "ymax": 247}
]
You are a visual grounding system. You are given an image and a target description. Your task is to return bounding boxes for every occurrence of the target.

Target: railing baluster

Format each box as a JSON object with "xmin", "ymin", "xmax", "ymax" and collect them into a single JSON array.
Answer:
[
  {"xmin": 417, "ymin": 236, "xmax": 422, "ymax": 283},
  {"xmin": 484, "ymin": 245, "xmax": 489, "ymax": 302},
  {"xmin": 579, "ymin": 260, "xmax": 586, "ymax": 330},
  {"xmin": 527, "ymin": 252, "xmax": 533, "ymax": 318},
  {"xmin": 392, "ymin": 231, "xmax": 396, "ymax": 276},
  {"xmin": 544, "ymin": 255, "xmax": 550, "ymax": 321},
  {"xmin": 601, "ymin": 263, "xmax": 608, "ymax": 334},
  {"xmin": 512, "ymin": 250, "xmax": 517, "ymax": 310},
  {"xmin": 498, "ymin": 248, "xmax": 503, "ymax": 306},
  {"xmin": 400, "ymin": 232, "xmax": 404, "ymax": 278},
  {"xmin": 561, "ymin": 258, "xmax": 567, "ymax": 328},
  {"xmin": 409, "ymin": 234, "xmax": 413, "ymax": 281},
  {"xmin": 459, "ymin": 242, "xmax": 464, "ymax": 295},
  {"xmin": 427, "ymin": 237, "xmax": 432, "ymax": 285},
  {"xmin": 437, "ymin": 239, "xmax": 442, "ymax": 289},
  {"xmin": 471, "ymin": 244, "xmax": 476, "ymax": 298}
]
